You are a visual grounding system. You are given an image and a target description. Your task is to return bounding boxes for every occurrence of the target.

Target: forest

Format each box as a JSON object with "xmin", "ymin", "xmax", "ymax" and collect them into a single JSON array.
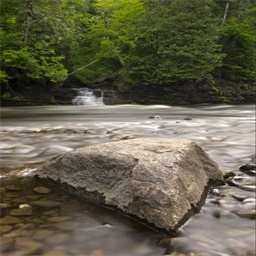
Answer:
[{"xmin": 0, "ymin": 0, "xmax": 255, "ymax": 103}]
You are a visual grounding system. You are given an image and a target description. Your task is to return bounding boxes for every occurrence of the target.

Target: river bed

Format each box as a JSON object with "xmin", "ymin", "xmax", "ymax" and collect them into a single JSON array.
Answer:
[{"xmin": 0, "ymin": 104, "xmax": 255, "ymax": 256}]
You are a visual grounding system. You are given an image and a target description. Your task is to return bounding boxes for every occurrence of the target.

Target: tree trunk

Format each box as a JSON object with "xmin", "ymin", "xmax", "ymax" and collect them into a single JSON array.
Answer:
[
  {"xmin": 24, "ymin": 0, "xmax": 32, "ymax": 43},
  {"xmin": 222, "ymin": 1, "xmax": 229, "ymax": 26}
]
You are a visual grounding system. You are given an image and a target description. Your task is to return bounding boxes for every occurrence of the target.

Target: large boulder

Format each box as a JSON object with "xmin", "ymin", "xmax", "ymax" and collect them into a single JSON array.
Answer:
[{"xmin": 36, "ymin": 138, "xmax": 223, "ymax": 234}]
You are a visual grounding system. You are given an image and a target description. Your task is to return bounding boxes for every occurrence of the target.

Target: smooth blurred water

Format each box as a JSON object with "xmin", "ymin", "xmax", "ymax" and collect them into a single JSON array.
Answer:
[
  {"xmin": 0, "ymin": 104, "xmax": 254, "ymax": 169},
  {"xmin": 0, "ymin": 104, "xmax": 255, "ymax": 256}
]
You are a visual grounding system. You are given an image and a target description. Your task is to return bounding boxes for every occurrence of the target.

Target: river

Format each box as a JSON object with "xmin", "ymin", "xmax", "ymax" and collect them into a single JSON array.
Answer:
[{"xmin": 0, "ymin": 104, "xmax": 255, "ymax": 256}]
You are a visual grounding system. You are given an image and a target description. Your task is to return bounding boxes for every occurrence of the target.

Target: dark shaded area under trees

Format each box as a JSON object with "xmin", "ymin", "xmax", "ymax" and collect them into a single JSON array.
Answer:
[{"xmin": 0, "ymin": 0, "xmax": 255, "ymax": 105}]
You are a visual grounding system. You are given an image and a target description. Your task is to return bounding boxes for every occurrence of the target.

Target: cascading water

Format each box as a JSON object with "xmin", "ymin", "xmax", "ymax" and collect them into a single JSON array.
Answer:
[{"xmin": 72, "ymin": 88, "xmax": 105, "ymax": 105}]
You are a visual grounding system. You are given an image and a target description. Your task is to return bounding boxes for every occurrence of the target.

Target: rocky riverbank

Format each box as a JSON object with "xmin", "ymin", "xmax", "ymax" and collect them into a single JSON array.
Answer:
[
  {"xmin": 96, "ymin": 79, "xmax": 256, "ymax": 105},
  {"xmin": 1, "ymin": 78, "xmax": 255, "ymax": 106}
]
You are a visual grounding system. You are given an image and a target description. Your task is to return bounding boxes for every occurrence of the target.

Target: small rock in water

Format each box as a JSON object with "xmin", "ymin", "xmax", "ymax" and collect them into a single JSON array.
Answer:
[
  {"xmin": 239, "ymin": 184, "xmax": 256, "ymax": 192},
  {"xmin": 234, "ymin": 210, "xmax": 256, "ymax": 219},
  {"xmin": 227, "ymin": 238, "xmax": 253, "ymax": 256},
  {"xmin": 33, "ymin": 229, "xmax": 55, "ymax": 240},
  {"xmin": 43, "ymin": 210, "xmax": 58, "ymax": 216},
  {"xmin": 0, "ymin": 236, "xmax": 14, "ymax": 253},
  {"xmin": 39, "ymin": 129, "xmax": 49, "ymax": 133},
  {"xmin": 26, "ymin": 195, "xmax": 42, "ymax": 200},
  {"xmin": 55, "ymin": 221, "xmax": 80, "ymax": 231},
  {"xmin": 148, "ymin": 115, "xmax": 162, "ymax": 119},
  {"xmin": 0, "ymin": 187, "xmax": 6, "ymax": 193},
  {"xmin": 19, "ymin": 204, "xmax": 31, "ymax": 209},
  {"xmin": 10, "ymin": 207, "xmax": 33, "ymax": 216},
  {"xmin": 83, "ymin": 225, "xmax": 112, "ymax": 237},
  {"xmin": 89, "ymin": 249, "xmax": 105, "ymax": 256},
  {"xmin": 41, "ymin": 248, "xmax": 69, "ymax": 256},
  {"xmin": 213, "ymin": 210, "xmax": 239, "ymax": 219},
  {"xmin": 120, "ymin": 136, "xmax": 130, "ymax": 140},
  {"xmin": 210, "ymin": 188, "xmax": 222, "ymax": 196},
  {"xmin": 239, "ymin": 164, "xmax": 256, "ymax": 172},
  {"xmin": 15, "ymin": 237, "xmax": 43, "ymax": 255},
  {"xmin": 228, "ymin": 174, "xmax": 253, "ymax": 187},
  {"xmin": 232, "ymin": 194, "xmax": 251, "ymax": 201},
  {"xmin": 45, "ymin": 233, "xmax": 70, "ymax": 244},
  {"xmin": 33, "ymin": 186, "xmax": 51, "ymax": 194},
  {"xmin": 0, "ymin": 203, "xmax": 11, "ymax": 209},
  {"xmin": 1, "ymin": 225, "xmax": 13, "ymax": 233},
  {"xmin": 225, "ymin": 177, "xmax": 239, "ymax": 186},
  {"xmin": 103, "ymin": 223, "xmax": 112, "ymax": 228},
  {"xmin": 0, "ymin": 215, "xmax": 22, "ymax": 224},
  {"xmin": 47, "ymin": 216, "xmax": 71, "ymax": 222},
  {"xmin": 242, "ymin": 198, "xmax": 256, "ymax": 205},
  {"xmin": 31, "ymin": 200, "xmax": 62, "ymax": 208},
  {"xmin": 5, "ymin": 185, "xmax": 21, "ymax": 191},
  {"xmin": 239, "ymin": 164, "xmax": 256, "ymax": 176},
  {"xmin": 16, "ymin": 223, "xmax": 35, "ymax": 230},
  {"xmin": 222, "ymin": 170, "xmax": 236, "ymax": 179}
]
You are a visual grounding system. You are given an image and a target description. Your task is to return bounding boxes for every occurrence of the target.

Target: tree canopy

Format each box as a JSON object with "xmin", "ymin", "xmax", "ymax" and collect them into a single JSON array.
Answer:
[{"xmin": 1, "ymin": 0, "xmax": 255, "ymax": 94}]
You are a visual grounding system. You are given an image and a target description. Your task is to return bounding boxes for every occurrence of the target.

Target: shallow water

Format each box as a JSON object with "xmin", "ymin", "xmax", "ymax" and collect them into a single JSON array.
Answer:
[{"xmin": 0, "ymin": 104, "xmax": 255, "ymax": 256}]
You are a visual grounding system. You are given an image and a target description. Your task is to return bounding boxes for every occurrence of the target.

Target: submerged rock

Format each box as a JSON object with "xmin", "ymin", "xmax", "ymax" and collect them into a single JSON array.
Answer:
[
  {"xmin": 0, "ymin": 203, "xmax": 11, "ymax": 209},
  {"xmin": 30, "ymin": 200, "xmax": 62, "ymax": 208},
  {"xmin": 36, "ymin": 138, "xmax": 223, "ymax": 234},
  {"xmin": 0, "ymin": 236, "xmax": 14, "ymax": 253},
  {"xmin": 10, "ymin": 207, "xmax": 33, "ymax": 216},
  {"xmin": 15, "ymin": 237, "xmax": 43, "ymax": 255},
  {"xmin": 239, "ymin": 164, "xmax": 256, "ymax": 176},
  {"xmin": 33, "ymin": 186, "xmax": 51, "ymax": 194},
  {"xmin": 235, "ymin": 210, "xmax": 256, "ymax": 219},
  {"xmin": 0, "ymin": 216, "xmax": 22, "ymax": 225}
]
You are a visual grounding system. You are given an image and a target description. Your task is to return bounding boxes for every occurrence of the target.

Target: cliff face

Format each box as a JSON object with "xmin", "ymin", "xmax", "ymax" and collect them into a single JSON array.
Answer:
[
  {"xmin": 99, "ymin": 79, "xmax": 256, "ymax": 105},
  {"xmin": 1, "ymin": 79, "xmax": 255, "ymax": 106}
]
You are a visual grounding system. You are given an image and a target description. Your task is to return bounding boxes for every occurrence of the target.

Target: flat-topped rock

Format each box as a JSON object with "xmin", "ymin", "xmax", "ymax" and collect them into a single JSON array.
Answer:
[{"xmin": 36, "ymin": 138, "xmax": 223, "ymax": 234}]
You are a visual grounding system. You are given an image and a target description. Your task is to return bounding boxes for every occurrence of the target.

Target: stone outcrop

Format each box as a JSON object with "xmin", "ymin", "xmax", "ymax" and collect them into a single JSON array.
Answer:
[
  {"xmin": 36, "ymin": 138, "xmax": 223, "ymax": 234},
  {"xmin": 95, "ymin": 79, "xmax": 256, "ymax": 105},
  {"xmin": 1, "ymin": 78, "xmax": 255, "ymax": 106}
]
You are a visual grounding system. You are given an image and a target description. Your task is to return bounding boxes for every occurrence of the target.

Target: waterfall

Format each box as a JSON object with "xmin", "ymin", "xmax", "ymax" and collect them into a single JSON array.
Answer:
[{"xmin": 72, "ymin": 89, "xmax": 105, "ymax": 106}]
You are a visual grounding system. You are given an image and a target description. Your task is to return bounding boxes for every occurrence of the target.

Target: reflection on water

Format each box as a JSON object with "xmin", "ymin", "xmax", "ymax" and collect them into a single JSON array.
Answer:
[
  {"xmin": 0, "ymin": 104, "xmax": 255, "ymax": 255},
  {"xmin": 0, "ymin": 176, "xmax": 164, "ymax": 256}
]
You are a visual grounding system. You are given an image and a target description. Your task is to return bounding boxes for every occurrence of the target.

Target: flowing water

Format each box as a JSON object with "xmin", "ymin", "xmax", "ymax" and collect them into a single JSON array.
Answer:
[
  {"xmin": 72, "ymin": 89, "xmax": 105, "ymax": 106},
  {"xmin": 0, "ymin": 103, "xmax": 255, "ymax": 256}
]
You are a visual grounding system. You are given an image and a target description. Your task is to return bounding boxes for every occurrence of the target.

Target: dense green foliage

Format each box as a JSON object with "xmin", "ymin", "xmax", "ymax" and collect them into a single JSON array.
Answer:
[
  {"xmin": 126, "ymin": 0, "xmax": 223, "ymax": 84},
  {"xmin": 217, "ymin": 0, "xmax": 256, "ymax": 85},
  {"xmin": 0, "ymin": 0, "xmax": 70, "ymax": 85},
  {"xmin": 1, "ymin": 0, "xmax": 255, "ymax": 94}
]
